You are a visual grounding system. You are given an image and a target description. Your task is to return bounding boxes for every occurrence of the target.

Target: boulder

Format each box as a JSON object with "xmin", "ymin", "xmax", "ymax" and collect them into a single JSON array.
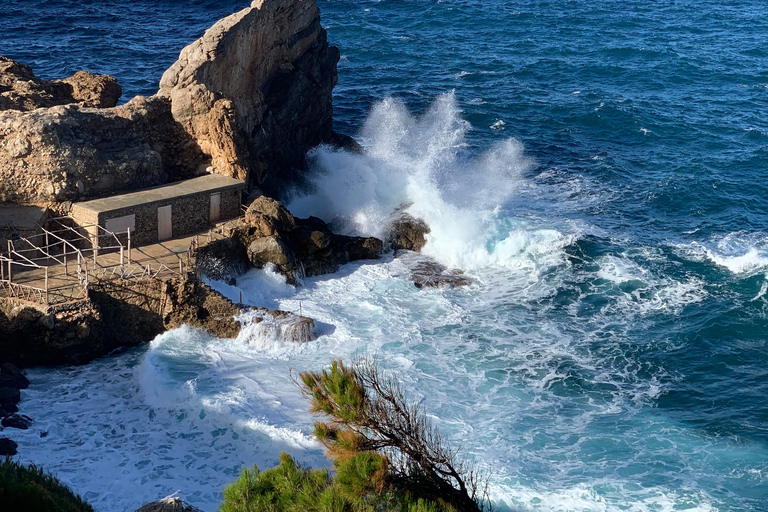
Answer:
[
  {"xmin": 1, "ymin": 413, "xmax": 32, "ymax": 430},
  {"xmin": 0, "ymin": 438, "xmax": 17, "ymax": 456},
  {"xmin": 389, "ymin": 212, "xmax": 430, "ymax": 252},
  {"xmin": 134, "ymin": 496, "xmax": 203, "ymax": 512},
  {"xmin": 0, "ymin": 56, "xmax": 121, "ymax": 111},
  {"xmin": 0, "ymin": 362, "xmax": 29, "ymax": 389},
  {"xmin": 158, "ymin": 0, "xmax": 340, "ymax": 194},
  {"xmin": 247, "ymin": 236, "xmax": 295, "ymax": 269},
  {"xmin": 244, "ymin": 196, "xmax": 296, "ymax": 236}
]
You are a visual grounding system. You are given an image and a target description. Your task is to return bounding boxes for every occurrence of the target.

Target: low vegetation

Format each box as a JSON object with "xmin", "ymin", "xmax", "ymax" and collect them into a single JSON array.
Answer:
[
  {"xmin": 0, "ymin": 458, "xmax": 94, "ymax": 512},
  {"xmin": 220, "ymin": 359, "xmax": 490, "ymax": 512}
]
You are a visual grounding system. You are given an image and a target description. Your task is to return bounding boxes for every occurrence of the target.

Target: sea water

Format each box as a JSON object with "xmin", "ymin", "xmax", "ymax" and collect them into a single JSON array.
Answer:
[{"xmin": 3, "ymin": 1, "xmax": 768, "ymax": 511}]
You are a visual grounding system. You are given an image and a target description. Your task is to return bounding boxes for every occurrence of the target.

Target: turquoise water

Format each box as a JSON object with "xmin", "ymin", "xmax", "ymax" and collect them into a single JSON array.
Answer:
[{"xmin": 4, "ymin": 1, "xmax": 768, "ymax": 511}]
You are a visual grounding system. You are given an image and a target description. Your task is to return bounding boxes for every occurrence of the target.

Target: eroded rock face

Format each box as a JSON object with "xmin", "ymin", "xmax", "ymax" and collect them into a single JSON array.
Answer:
[
  {"xmin": 0, "ymin": 95, "xmax": 206, "ymax": 202},
  {"xmin": 159, "ymin": 0, "xmax": 340, "ymax": 195},
  {"xmin": 0, "ymin": 57, "xmax": 121, "ymax": 111}
]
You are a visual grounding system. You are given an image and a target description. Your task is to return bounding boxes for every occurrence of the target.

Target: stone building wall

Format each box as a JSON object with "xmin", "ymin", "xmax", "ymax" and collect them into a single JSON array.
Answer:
[{"xmin": 72, "ymin": 185, "xmax": 242, "ymax": 248}]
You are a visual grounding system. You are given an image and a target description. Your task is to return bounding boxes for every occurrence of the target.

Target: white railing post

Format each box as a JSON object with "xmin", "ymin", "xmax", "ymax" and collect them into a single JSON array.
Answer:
[{"xmin": 127, "ymin": 228, "xmax": 132, "ymax": 264}]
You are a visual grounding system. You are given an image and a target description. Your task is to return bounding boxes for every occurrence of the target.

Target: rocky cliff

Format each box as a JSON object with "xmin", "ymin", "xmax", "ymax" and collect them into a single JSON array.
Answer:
[
  {"xmin": 0, "ymin": 0, "xmax": 339, "ymax": 205},
  {"xmin": 158, "ymin": 0, "xmax": 339, "ymax": 195}
]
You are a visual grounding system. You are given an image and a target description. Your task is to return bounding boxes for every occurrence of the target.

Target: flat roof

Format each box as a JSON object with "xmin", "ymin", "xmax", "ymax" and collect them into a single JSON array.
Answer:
[{"xmin": 73, "ymin": 174, "xmax": 245, "ymax": 214}]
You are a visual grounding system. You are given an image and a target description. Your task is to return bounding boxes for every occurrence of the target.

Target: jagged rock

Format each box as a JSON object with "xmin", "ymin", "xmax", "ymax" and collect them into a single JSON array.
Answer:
[
  {"xmin": 158, "ymin": 0, "xmax": 340, "ymax": 194},
  {"xmin": 0, "ymin": 95, "xmax": 206, "ymax": 203},
  {"xmin": 245, "ymin": 196, "xmax": 296, "ymax": 236},
  {"xmin": 134, "ymin": 496, "xmax": 203, "ymax": 512},
  {"xmin": 0, "ymin": 438, "xmax": 17, "ymax": 456},
  {"xmin": 0, "ymin": 56, "xmax": 121, "ymax": 111},
  {"xmin": 1, "ymin": 413, "xmax": 32, "ymax": 430},
  {"xmin": 389, "ymin": 212, "xmax": 431, "ymax": 252},
  {"xmin": 0, "ymin": 362, "xmax": 29, "ymax": 389},
  {"xmin": 0, "ymin": 386, "xmax": 20, "ymax": 408}
]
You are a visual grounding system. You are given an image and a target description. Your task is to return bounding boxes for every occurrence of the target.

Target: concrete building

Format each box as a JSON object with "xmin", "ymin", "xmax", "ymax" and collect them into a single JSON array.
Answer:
[{"xmin": 71, "ymin": 174, "xmax": 245, "ymax": 248}]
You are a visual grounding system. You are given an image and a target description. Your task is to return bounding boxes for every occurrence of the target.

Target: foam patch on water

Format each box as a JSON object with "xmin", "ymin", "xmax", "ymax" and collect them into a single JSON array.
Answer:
[{"xmin": 676, "ymin": 232, "xmax": 768, "ymax": 275}]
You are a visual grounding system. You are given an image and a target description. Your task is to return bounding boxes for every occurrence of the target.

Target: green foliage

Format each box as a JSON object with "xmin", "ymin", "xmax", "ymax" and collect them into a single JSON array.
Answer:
[
  {"xmin": 0, "ymin": 458, "xmax": 94, "ymax": 512},
  {"xmin": 220, "ymin": 358, "xmax": 490, "ymax": 512},
  {"xmin": 219, "ymin": 451, "xmax": 457, "ymax": 512}
]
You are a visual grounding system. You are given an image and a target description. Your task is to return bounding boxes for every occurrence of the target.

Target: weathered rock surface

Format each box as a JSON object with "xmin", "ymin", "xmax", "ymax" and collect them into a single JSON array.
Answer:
[
  {"xmin": 388, "ymin": 211, "xmax": 431, "ymax": 252},
  {"xmin": 0, "ymin": 56, "xmax": 121, "ymax": 111},
  {"xmin": 159, "ymin": 0, "xmax": 340, "ymax": 195},
  {"xmin": 223, "ymin": 196, "xmax": 383, "ymax": 283},
  {"xmin": 0, "ymin": 95, "xmax": 206, "ymax": 203},
  {"xmin": 0, "ymin": 437, "xmax": 17, "ymax": 456}
]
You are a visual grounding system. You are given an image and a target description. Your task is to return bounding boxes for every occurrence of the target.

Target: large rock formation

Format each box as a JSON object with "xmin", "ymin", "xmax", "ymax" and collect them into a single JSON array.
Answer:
[
  {"xmin": 0, "ymin": 96, "xmax": 204, "ymax": 203},
  {"xmin": 0, "ymin": 57, "xmax": 122, "ymax": 111},
  {"xmin": 1, "ymin": 0, "xmax": 340, "ymax": 205},
  {"xmin": 158, "ymin": 0, "xmax": 340, "ymax": 195}
]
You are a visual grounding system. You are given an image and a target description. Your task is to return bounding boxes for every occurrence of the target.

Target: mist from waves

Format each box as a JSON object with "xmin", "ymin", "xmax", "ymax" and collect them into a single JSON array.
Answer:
[{"xmin": 287, "ymin": 92, "xmax": 575, "ymax": 272}]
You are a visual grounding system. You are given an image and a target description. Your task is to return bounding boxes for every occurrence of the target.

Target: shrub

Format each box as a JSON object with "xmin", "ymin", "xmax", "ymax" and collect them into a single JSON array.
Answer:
[
  {"xmin": 219, "ymin": 359, "xmax": 490, "ymax": 512},
  {"xmin": 0, "ymin": 458, "xmax": 94, "ymax": 512}
]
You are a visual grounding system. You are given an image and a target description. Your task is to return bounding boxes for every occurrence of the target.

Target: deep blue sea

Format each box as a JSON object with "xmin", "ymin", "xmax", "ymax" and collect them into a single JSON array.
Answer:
[{"xmin": 3, "ymin": 1, "xmax": 768, "ymax": 511}]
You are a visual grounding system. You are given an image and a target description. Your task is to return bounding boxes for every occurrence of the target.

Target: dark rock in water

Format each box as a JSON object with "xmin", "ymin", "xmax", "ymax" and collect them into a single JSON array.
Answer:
[
  {"xmin": 0, "ymin": 386, "xmax": 20, "ymax": 408},
  {"xmin": 195, "ymin": 237, "xmax": 250, "ymax": 281},
  {"xmin": 395, "ymin": 251, "xmax": 474, "ymax": 289},
  {"xmin": 3, "ymin": 403, "xmax": 18, "ymax": 414},
  {"xmin": 389, "ymin": 212, "xmax": 430, "ymax": 252},
  {"xmin": 328, "ymin": 131, "xmax": 364, "ymax": 154},
  {"xmin": 227, "ymin": 197, "xmax": 384, "ymax": 284},
  {"xmin": 1, "ymin": 362, "xmax": 29, "ymax": 389},
  {"xmin": 134, "ymin": 496, "xmax": 204, "ymax": 512},
  {"xmin": 2, "ymin": 413, "xmax": 32, "ymax": 430},
  {"xmin": 0, "ymin": 437, "xmax": 17, "ymax": 456}
]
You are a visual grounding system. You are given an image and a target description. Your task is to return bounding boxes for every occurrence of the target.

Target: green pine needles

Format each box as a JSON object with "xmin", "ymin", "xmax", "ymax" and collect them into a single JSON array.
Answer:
[
  {"xmin": 219, "ymin": 359, "xmax": 491, "ymax": 512},
  {"xmin": 0, "ymin": 458, "xmax": 94, "ymax": 512}
]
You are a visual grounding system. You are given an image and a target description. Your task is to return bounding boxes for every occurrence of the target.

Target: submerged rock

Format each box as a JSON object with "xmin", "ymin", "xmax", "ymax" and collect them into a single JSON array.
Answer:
[{"xmin": 395, "ymin": 251, "xmax": 474, "ymax": 289}]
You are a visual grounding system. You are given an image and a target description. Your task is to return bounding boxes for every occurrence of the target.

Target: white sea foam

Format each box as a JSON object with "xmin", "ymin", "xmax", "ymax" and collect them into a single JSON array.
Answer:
[
  {"xmin": 286, "ymin": 92, "xmax": 570, "ymax": 272},
  {"xmin": 676, "ymin": 232, "xmax": 768, "ymax": 275}
]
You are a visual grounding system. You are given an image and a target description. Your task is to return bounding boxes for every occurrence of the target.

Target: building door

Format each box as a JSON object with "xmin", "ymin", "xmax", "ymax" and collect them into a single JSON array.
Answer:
[
  {"xmin": 158, "ymin": 205, "xmax": 172, "ymax": 241},
  {"xmin": 210, "ymin": 192, "xmax": 221, "ymax": 223}
]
